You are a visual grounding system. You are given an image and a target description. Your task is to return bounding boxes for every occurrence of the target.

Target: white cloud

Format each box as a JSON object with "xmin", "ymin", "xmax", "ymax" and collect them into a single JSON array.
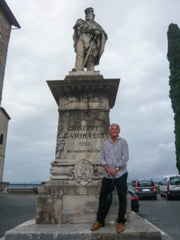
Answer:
[{"xmin": 2, "ymin": 0, "xmax": 179, "ymax": 182}]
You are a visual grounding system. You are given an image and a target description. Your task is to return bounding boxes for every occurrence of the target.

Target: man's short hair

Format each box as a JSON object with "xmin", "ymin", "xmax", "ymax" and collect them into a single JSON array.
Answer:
[{"xmin": 109, "ymin": 123, "xmax": 120, "ymax": 131}]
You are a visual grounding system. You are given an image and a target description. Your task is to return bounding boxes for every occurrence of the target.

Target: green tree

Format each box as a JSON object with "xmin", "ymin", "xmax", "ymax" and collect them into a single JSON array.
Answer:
[{"xmin": 167, "ymin": 23, "xmax": 180, "ymax": 173}]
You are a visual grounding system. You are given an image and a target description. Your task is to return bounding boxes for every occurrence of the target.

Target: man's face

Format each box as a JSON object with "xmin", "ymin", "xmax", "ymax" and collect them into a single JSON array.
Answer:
[
  {"xmin": 86, "ymin": 12, "xmax": 94, "ymax": 21},
  {"xmin": 110, "ymin": 125, "xmax": 120, "ymax": 138}
]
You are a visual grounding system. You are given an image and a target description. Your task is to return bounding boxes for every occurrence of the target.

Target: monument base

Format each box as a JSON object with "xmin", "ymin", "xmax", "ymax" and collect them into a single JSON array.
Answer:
[
  {"xmin": 4, "ymin": 212, "xmax": 173, "ymax": 240},
  {"xmin": 0, "ymin": 182, "xmax": 9, "ymax": 194},
  {"xmin": 36, "ymin": 181, "xmax": 131, "ymax": 224}
]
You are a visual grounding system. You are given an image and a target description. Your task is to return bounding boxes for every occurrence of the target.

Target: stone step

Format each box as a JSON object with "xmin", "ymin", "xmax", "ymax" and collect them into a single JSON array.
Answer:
[{"xmin": 4, "ymin": 212, "xmax": 173, "ymax": 240}]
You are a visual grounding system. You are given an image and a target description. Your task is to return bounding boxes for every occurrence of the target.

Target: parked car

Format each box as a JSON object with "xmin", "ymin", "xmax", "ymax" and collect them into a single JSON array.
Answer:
[
  {"xmin": 159, "ymin": 174, "xmax": 180, "ymax": 200},
  {"xmin": 128, "ymin": 189, "xmax": 139, "ymax": 212},
  {"xmin": 132, "ymin": 179, "xmax": 157, "ymax": 200}
]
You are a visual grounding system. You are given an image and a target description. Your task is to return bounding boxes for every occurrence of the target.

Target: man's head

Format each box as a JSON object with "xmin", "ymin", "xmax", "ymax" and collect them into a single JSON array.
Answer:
[
  {"xmin": 85, "ymin": 7, "xmax": 95, "ymax": 21},
  {"xmin": 109, "ymin": 123, "xmax": 120, "ymax": 138}
]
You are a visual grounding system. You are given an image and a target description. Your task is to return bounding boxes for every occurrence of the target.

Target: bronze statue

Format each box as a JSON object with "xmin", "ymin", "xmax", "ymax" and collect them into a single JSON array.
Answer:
[{"xmin": 73, "ymin": 7, "xmax": 107, "ymax": 71}]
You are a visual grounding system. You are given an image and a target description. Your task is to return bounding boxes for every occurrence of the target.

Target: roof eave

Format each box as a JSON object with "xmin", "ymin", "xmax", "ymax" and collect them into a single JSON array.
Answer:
[{"xmin": 0, "ymin": 0, "xmax": 21, "ymax": 28}]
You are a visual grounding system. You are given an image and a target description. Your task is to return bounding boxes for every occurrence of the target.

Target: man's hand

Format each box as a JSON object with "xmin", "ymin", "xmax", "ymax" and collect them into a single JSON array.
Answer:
[
  {"xmin": 103, "ymin": 165, "xmax": 117, "ymax": 177},
  {"xmin": 104, "ymin": 165, "xmax": 111, "ymax": 176},
  {"xmin": 103, "ymin": 165, "xmax": 111, "ymax": 176},
  {"xmin": 111, "ymin": 168, "xmax": 117, "ymax": 177}
]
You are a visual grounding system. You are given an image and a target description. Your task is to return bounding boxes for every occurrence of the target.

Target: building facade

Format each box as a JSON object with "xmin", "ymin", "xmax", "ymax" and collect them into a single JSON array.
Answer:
[
  {"xmin": 0, "ymin": 107, "xmax": 10, "ymax": 182},
  {"xmin": 0, "ymin": 0, "xmax": 20, "ymax": 186}
]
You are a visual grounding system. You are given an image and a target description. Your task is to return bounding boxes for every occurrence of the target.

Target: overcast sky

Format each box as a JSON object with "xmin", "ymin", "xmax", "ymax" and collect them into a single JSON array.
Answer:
[{"xmin": 2, "ymin": 0, "xmax": 180, "ymax": 183}]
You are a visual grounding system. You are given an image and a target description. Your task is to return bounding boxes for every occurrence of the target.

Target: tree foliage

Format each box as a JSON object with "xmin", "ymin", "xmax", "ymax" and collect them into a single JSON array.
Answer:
[{"xmin": 167, "ymin": 23, "xmax": 180, "ymax": 173}]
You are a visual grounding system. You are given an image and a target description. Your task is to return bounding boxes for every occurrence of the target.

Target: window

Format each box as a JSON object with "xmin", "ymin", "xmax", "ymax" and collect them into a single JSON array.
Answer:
[
  {"xmin": 138, "ymin": 180, "xmax": 153, "ymax": 187},
  {"xmin": 0, "ymin": 133, "xmax": 4, "ymax": 145},
  {"xmin": 170, "ymin": 176, "xmax": 180, "ymax": 185},
  {"xmin": 162, "ymin": 178, "xmax": 167, "ymax": 185}
]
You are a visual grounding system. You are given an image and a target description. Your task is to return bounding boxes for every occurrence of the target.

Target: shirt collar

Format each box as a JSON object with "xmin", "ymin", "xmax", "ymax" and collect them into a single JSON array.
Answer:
[{"xmin": 108, "ymin": 136, "xmax": 121, "ymax": 143}]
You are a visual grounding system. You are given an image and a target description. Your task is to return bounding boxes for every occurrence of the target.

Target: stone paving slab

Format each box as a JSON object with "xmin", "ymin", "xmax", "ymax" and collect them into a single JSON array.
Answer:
[{"xmin": 4, "ymin": 212, "xmax": 173, "ymax": 240}]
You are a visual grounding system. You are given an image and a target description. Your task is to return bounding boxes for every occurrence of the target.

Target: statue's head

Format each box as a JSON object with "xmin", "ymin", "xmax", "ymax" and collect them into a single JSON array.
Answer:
[{"xmin": 85, "ymin": 7, "xmax": 95, "ymax": 20}]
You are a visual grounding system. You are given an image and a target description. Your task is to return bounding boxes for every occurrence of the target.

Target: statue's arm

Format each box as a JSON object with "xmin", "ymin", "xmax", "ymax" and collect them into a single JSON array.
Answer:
[{"xmin": 88, "ymin": 22, "xmax": 108, "ymax": 41}]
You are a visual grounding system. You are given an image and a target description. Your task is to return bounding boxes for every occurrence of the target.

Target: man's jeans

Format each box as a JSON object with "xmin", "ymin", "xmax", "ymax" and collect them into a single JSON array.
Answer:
[{"xmin": 97, "ymin": 172, "xmax": 128, "ymax": 224}]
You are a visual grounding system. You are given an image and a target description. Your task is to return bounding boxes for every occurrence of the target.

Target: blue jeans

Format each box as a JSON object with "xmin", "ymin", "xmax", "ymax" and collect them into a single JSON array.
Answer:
[{"xmin": 97, "ymin": 172, "xmax": 128, "ymax": 224}]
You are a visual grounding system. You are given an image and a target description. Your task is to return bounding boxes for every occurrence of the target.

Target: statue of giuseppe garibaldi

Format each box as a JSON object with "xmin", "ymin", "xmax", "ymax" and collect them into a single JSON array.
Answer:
[{"xmin": 73, "ymin": 7, "xmax": 108, "ymax": 71}]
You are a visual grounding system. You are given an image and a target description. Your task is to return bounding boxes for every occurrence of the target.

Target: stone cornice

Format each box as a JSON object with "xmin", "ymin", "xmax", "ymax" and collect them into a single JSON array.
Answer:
[{"xmin": 47, "ymin": 78, "xmax": 120, "ymax": 108}]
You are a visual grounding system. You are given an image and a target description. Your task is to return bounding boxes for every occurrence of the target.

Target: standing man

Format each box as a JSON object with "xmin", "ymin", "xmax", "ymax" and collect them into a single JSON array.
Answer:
[
  {"xmin": 73, "ymin": 7, "xmax": 107, "ymax": 71},
  {"xmin": 91, "ymin": 123, "xmax": 129, "ymax": 233}
]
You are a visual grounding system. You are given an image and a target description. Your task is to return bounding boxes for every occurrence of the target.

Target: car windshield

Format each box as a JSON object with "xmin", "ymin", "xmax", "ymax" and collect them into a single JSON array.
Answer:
[
  {"xmin": 138, "ymin": 180, "xmax": 152, "ymax": 187},
  {"xmin": 170, "ymin": 176, "xmax": 180, "ymax": 185}
]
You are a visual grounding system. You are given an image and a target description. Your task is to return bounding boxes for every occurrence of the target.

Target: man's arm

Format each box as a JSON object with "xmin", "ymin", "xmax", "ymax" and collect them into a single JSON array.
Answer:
[
  {"xmin": 121, "ymin": 140, "xmax": 129, "ymax": 165},
  {"xmin": 112, "ymin": 140, "xmax": 129, "ymax": 176},
  {"xmin": 101, "ymin": 143, "xmax": 113, "ymax": 176}
]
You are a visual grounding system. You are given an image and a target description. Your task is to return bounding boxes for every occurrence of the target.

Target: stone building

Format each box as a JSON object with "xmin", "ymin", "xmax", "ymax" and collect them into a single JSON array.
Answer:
[{"xmin": 0, "ymin": 0, "xmax": 20, "ymax": 192}]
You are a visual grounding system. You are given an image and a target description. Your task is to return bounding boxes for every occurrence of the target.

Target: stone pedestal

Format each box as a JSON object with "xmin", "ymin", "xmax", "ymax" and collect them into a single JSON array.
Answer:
[
  {"xmin": 36, "ymin": 72, "xmax": 122, "ymax": 224},
  {"xmin": 0, "ymin": 181, "xmax": 9, "ymax": 194}
]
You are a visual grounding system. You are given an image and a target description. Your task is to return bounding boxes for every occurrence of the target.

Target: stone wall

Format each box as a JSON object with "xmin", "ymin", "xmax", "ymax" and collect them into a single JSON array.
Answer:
[
  {"xmin": 0, "ymin": 108, "xmax": 10, "ymax": 181},
  {"xmin": 0, "ymin": 9, "xmax": 11, "ymax": 105}
]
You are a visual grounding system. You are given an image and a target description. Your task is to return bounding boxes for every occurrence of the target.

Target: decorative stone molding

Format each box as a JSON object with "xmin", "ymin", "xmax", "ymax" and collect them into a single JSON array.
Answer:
[{"xmin": 74, "ymin": 159, "xmax": 94, "ymax": 185}]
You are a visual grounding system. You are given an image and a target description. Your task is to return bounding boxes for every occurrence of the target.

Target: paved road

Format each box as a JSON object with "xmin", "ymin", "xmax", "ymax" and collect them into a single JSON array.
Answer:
[
  {"xmin": 0, "ymin": 194, "xmax": 37, "ymax": 238},
  {"xmin": 138, "ymin": 194, "xmax": 180, "ymax": 240},
  {"xmin": 0, "ymin": 194, "xmax": 180, "ymax": 239}
]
